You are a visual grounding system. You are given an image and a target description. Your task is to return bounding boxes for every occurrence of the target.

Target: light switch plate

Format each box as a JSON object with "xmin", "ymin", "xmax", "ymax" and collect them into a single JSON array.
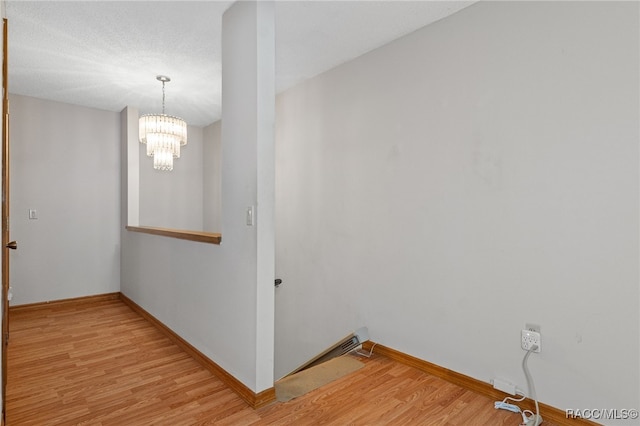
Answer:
[{"xmin": 246, "ymin": 206, "xmax": 254, "ymax": 226}]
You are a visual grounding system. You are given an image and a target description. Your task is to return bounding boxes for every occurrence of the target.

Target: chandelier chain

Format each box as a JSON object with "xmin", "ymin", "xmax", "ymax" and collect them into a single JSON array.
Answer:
[{"xmin": 162, "ymin": 81, "xmax": 166, "ymax": 115}]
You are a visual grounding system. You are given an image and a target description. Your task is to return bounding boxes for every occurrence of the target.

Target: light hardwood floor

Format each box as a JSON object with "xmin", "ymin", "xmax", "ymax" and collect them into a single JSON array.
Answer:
[{"xmin": 7, "ymin": 299, "xmax": 553, "ymax": 425}]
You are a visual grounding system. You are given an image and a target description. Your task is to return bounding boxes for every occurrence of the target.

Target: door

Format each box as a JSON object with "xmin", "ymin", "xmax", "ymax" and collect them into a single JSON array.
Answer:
[{"xmin": 2, "ymin": 17, "xmax": 10, "ymax": 424}]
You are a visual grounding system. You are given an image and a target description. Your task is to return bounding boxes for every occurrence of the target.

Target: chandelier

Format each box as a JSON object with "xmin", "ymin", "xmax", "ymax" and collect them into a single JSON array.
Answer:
[{"xmin": 139, "ymin": 75, "xmax": 187, "ymax": 171}]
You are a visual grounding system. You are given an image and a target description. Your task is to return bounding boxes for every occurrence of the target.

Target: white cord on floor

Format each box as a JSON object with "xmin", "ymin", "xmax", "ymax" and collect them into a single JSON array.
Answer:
[
  {"xmin": 354, "ymin": 342, "xmax": 377, "ymax": 358},
  {"xmin": 494, "ymin": 392, "xmax": 528, "ymax": 424},
  {"xmin": 493, "ymin": 345, "xmax": 542, "ymax": 426}
]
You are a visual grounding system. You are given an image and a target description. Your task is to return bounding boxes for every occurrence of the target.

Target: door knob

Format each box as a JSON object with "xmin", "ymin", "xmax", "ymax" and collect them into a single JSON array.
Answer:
[{"xmin": 6, "ymin": 241, "xmax": 16, "ymax": 250}]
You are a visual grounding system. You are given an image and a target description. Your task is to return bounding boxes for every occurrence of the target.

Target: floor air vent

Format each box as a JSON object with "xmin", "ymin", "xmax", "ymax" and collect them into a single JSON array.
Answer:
[{"xmin": 286, "ymin": 327, "xmax": 369, "ymax": 376}]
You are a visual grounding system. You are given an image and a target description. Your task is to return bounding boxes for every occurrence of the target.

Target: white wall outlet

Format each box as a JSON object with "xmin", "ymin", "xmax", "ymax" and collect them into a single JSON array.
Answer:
[{"xmin": 521, "ymin": 329, "xmax": 541, "ymax": 352}]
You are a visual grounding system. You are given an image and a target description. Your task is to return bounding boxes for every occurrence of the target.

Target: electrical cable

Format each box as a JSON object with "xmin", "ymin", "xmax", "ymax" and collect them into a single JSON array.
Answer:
[
  {"xmin": 494, "ymin": 393, "xmax": 529, "ymax": 424},
  {"xmin": 493, "ymin": 346, "xmax": 542, "ymax": 426},
  {"xmin": 521, "ymin": 344, "xmax": 542, "ymax": 426},
  {"xmin": 355, "ymin": 342, "xmax": 377, "ymax": 358},
  {"xmin": 503, "ymin": 392, "xmax": 526, "ymax": 404}
]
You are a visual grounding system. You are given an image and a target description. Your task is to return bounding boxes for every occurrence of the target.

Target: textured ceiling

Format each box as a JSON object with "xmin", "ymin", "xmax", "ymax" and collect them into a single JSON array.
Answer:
[{"xmin": 6, "ymin": 1, "xmax": 474, "ymax": 127}]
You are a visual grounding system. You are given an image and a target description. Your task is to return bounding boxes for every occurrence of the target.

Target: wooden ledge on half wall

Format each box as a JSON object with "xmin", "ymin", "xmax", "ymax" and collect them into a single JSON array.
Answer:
[{"xmin": 126, "ymin": 226, "xmax": 222, "ymax": 245}]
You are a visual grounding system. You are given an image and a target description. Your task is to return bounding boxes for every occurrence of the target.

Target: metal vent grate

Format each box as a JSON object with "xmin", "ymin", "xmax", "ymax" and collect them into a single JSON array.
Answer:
[
  {"xmin": 339, "ymin": 336, "xmax": 360, "ymax": 354},
  {"xmin": 283, "ymin": 328, "xmax": 369, "ymax": 378}
]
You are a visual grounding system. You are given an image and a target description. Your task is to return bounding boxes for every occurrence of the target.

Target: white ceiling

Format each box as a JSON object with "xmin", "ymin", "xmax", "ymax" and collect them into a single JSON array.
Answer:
[{"xmin": 6, "ymin": 1, "xmax": 474, "ymax": 127}]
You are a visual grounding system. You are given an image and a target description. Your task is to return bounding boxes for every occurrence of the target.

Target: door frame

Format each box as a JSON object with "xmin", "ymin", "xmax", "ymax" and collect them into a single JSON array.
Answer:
[{"xmin": 2, "ymin": 17, "xmax": 9, "ymax": 425}]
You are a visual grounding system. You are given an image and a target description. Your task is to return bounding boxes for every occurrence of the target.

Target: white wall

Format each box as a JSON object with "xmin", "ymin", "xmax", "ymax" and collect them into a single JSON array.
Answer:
[
  {"xmin": 10, "ymin": 94, "xmax": 121, "ymax": 305},
  {"xmin": 121, "ymin": 0, "xmax": 275, "ymax": 393},
  {"xmin": 139, "ymin": 125, "xmax": 204, "ymax": 231},
  {"xmin": 203, "ymin": 120, "xmax": 222, "ymax": 232},
  {"xmin": 274, "ymin": 1, "xmax": 639, "ymax": 421}
]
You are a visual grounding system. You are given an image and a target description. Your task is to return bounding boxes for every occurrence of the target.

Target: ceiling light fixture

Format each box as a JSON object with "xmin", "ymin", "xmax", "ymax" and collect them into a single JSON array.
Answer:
[{"xmin": 139, "ymin": 75, "xmax": 187, "ymax": 171}]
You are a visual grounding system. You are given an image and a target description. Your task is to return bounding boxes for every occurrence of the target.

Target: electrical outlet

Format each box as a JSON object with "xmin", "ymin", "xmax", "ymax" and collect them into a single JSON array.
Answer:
[{"xmin": 521, "ymin": 329, "xmax": 541, "ymax": 352}]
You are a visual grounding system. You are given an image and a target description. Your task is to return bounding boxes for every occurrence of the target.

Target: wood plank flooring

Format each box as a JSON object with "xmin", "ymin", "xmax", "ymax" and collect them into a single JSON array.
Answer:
[{"xmin": 6, "ymin": 298, "xmax": 553, "ymax": 425}]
